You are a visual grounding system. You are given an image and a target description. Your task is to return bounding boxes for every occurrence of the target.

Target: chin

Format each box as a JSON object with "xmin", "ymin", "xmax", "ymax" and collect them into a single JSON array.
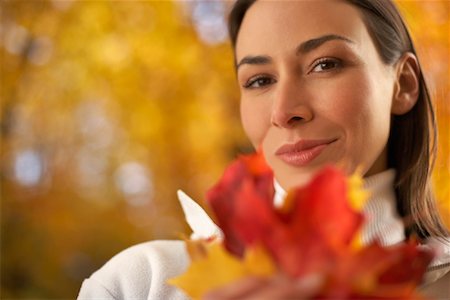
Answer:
[{"xmin": 277, "ymin": 170, "xmax": 316, "ymax": 191}]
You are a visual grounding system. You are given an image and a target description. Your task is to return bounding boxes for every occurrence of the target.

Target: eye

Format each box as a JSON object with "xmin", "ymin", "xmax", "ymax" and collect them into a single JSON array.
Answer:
[
  {"xmin": 310, "ymin": 58, "xmax": 342, "ymax": 73},
  {"xmin": 243, "ymin": 75, "xmax": 276, "ymax": 89}
]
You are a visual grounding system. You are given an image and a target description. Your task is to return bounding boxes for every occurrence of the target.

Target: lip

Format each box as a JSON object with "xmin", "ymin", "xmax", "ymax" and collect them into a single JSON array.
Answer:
[{"xmin": 275, "ymin": 138, "xmax": 337, "ymax": 167}]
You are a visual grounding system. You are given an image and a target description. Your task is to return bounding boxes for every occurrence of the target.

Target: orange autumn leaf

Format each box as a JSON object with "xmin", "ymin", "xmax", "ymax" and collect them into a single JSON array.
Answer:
[{"xmin": 173, "ymin": 151, "xmax": 433, "ymax": 299}]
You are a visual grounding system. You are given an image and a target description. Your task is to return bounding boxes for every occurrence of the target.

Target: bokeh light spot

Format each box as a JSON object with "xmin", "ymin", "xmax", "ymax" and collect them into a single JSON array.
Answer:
[
  {"xmin": 115, "ymin": 162, "xmax": 154, "ymax": 206},
  {"xmin": 191, "ymin": 1, "xmax": 228, "ymax": 45},
  {"xmin": 14, "ymin": 149, "xmax": 45, "ymax": 187}
]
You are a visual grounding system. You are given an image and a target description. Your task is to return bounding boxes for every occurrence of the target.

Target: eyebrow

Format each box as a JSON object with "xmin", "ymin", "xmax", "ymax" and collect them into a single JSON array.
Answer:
[
  {"xmin": 297, "ymin": 34, "xmax": 354, "ymax": 54},
  {"xmin": 236, "ymin": 55, "xmax": 271, "ymax": 70},
  {"xmin": 236, "ymin": 34, "xmax": 355, "ymax": 70}
]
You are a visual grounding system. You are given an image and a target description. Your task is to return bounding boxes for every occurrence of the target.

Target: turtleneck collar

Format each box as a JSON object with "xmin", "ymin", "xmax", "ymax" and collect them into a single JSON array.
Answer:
[{"xmin": 360, "ymin": 169, "xmax": 405, "ymax": 245}]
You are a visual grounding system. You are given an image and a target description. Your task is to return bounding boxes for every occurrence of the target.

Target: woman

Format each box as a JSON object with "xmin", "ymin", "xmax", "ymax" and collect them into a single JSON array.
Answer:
[{"xmin": 78, "ymin": 0, "xmax": 449, "ymax": 299}]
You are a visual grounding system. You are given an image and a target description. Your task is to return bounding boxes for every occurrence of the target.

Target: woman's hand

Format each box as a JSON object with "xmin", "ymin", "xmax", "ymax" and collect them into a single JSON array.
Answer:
[{"xmin": 202, "ymin": 273, "xmax": 323, "ymax": 300}]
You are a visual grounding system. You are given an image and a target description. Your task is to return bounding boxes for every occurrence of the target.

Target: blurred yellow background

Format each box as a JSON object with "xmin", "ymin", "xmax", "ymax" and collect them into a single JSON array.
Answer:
[{"xmin": 1, "ymin": 0, "xmax": 448, "ymax": 298}]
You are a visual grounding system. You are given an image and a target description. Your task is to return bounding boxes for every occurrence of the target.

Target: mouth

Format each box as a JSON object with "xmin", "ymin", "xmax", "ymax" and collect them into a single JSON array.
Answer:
[{"xmin": 275, "ymin": 138, "xmax": 338, "ymax": 167}]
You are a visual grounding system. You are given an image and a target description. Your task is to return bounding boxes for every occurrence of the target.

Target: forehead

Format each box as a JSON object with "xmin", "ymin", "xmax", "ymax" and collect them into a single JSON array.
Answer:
[{"xmin": 236, "ymin": 0, "xmax": 371, "ymax": 59}]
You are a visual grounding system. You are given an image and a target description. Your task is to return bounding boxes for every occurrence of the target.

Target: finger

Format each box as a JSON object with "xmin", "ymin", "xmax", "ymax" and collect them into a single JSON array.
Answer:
[
  {"xmin": 293, "ymin": 273, "xmax": 324, "ymax": 297},
  {"xmin": 244, "ymin": 278, "xmax": 296, "ymax": 300},
  {"xmin": 244, "ymin": 273, "xmax": 323, "ymax": 300},
  {"xmin": 202, "ymin": 276, "xmax": 268, "ymax": 300}
]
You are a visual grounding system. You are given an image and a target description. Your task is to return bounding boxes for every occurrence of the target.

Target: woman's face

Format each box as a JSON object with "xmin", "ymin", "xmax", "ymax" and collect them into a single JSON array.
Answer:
[{"xmin": 236, "ymin": 0, "xmax": 398, "ymax": 189}]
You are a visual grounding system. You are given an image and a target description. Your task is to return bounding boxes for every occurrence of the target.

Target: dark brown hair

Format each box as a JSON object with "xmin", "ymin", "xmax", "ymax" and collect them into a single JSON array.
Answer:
[{"xmin": 228, "ymin": 0, "xmax": 448, "ymax": 239}]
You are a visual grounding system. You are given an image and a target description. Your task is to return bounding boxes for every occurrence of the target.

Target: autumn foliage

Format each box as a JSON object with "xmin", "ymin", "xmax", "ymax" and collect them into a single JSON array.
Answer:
[
  {"xmin": 171, "ymin": 152, "xmax": 433, "ymax": 299},
  {"xmin": 1, "ymin": 1, "xmax": 447, "ymax": 297}
]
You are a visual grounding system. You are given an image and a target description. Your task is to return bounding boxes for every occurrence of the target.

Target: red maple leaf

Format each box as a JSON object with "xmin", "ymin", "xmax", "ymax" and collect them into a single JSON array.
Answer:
[{"xmin": 206, "ymin": 151, "xmax": 274, "ymax": 256}]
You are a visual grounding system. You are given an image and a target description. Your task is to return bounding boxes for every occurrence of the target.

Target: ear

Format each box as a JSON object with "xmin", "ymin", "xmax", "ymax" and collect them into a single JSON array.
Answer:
[{"xmin": 391, "ymin": 53, "xmax": 420, "ymax": 115}]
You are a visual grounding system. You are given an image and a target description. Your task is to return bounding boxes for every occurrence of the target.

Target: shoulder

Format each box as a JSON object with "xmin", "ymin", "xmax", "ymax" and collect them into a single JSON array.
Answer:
[
  {"xmin": 78, "ymin": 240, "xmax": 190, "ymax": 300},
  {"xmin": 420, "ymin": 238, "xmax": 450, "ymax": 299},
  {"xmin": 421, "ymin": 265, "xmax": 450, "ymax": 299}
]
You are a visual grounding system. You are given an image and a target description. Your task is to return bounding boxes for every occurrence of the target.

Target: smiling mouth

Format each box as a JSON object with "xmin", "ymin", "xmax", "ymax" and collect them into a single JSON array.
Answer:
[{"xmin": 275, "ymin": 138, "xmax": 338, "ymax": 167}]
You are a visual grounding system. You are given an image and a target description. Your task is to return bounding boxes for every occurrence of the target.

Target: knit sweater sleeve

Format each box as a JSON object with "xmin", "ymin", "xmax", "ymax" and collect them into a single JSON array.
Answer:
[{"xmin": 77, "ymin": 240, "xmax": 190, "ymax": 300}]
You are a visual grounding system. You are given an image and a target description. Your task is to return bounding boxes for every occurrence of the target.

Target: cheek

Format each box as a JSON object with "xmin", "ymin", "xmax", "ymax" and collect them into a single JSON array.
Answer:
[
  {"xmin": 240, "ymin": 99, "xmax": 269, "ymax": 148},
  {"xmin": 330, "ymin": 74, "xmax": 369, "ymax": 114},
  {"xmin": 335, "ymin": 88, "xmax": 370, "ymax": 127},
  {"xmin": 325, "ymin": 73, "xmax": 392, "ymax": 128},
  {"xmin": 331, "ymin": 74, "xmax": 392, "ymax": 169}
]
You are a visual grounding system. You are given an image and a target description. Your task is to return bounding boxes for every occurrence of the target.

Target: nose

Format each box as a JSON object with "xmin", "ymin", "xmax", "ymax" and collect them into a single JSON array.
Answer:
[{"xmin": 270, "ymin": 79, "xmax": 313, "ymax": 128}]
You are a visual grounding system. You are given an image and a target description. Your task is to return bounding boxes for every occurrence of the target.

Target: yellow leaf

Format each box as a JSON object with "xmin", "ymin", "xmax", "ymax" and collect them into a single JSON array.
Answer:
[
  {"xmin": 347, "ymin": 170, "xmax": 369, "ymax": 212},
  {"xmin": 168, "ymin": 242, "xmax": 276, "ymax": 299},
  {"xmin": 347, "ymin": 170, "xmax": 369, "ymax": 250},
  {"xmin": 243, "ymin": 244, "xmax": 276, "ymax": 277}
]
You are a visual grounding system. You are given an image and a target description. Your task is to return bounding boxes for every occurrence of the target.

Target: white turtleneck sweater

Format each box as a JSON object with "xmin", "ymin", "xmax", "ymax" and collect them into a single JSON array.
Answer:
[{"xmin": 78, "ymin": 170, "xmax": 450, "ymax": 299}]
